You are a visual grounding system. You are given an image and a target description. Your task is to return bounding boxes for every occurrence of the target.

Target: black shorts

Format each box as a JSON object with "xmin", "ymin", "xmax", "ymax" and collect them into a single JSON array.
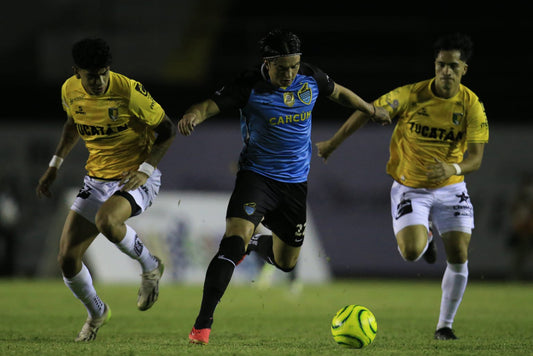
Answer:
[{"xmin": 226, "ymin": 170, "xmax": 307, "ymax": 247}]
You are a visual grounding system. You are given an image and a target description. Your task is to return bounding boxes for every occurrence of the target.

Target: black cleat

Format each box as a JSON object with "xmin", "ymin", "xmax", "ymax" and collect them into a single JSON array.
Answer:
[
  {"xmin": 434, "ymin": 327, "xmax": 458, "ymax": 340},
  {"xmin": 423, "ymin": 227, "xmax": 437, "ymax": 264}
]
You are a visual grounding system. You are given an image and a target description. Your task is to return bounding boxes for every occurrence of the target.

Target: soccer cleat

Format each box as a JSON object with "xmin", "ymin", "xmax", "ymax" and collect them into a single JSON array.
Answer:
[
  {"xmin": 434, "ymin": 327, "xmax": 458, "ymax": 340},
  {"xmin": 75, "ymin": 303, "xmax": 111, "ymax": 342},
  {"xmin": 423, "ymin": 225, "xmax": 437, "ymax": 264},
  {"xmin": 137, "ymin": 256, "xmax": 164, "ymax": 311},
  {"xmin": 189, "ymin": 327, "xmax": 211, "ymax": 345}
]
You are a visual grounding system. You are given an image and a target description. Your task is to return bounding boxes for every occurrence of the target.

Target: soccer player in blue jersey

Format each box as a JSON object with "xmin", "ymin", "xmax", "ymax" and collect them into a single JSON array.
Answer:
[{"xmin": 178, "ymin": 28, "xmax": 391, "ymax": 345}]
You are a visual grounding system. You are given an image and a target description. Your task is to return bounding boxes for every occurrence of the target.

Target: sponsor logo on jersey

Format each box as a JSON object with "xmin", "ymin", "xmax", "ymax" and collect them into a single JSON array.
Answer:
[
  {"xmin": 76, "ymin": 123, "xmax": 128, "ymax": 136},
  {"xmin": 135, "ymin": 83, "xmax": 148, "ymax": 96},
  {"xmin": 75, "ymin": 106, "xmax": 85, "ymax": 115},
  {"xmin": 269, "ymin": 110, "xmax": 311, "ymax": 126},
  {"xmin": 297, "ymin": 82, "xmax": 312, "ymax": 105},
  {"xmin": 407, "ymin": 121, "xmax": 464, "ymax": 142},
  {"xmin": 416, "ymin": 108, "xmax": 429, "ymax": 116},
  {"xmin": 385, "ymin": 94, "xmax": 400, "ymax": 110},
  {"xmin": 135, "ymin": 82, "xmax": 157, "ymax": 109}
]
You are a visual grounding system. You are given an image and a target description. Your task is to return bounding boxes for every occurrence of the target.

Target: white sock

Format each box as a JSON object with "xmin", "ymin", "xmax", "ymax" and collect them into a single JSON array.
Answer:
[
  {"xmin": 115, "ymin": 225, "xmax": 158, "ymax": 273},
  {"xmin": 63, "ymin": 263, "xmax": 105, "ymax": 319},
  {"xmin": 437, "ymin": 261, "xmax": 468, "ymax": 330}
]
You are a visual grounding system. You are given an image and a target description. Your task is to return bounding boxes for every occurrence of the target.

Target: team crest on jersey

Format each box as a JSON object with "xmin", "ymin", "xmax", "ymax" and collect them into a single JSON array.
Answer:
[
  {"xmin": 452, "ymin": 113, "xmax": 463, "ymax": 125},
  {"xmin": 108, "ymin": 107, "xmax": 119, "ymax": 121},
  {"xmin": 297, "ymin": 82, "xmax": 312, "ymax": 105},
  {"xmin": 243, "ymin": 202, "xmax": 256, "ymax": 215},
  {"xmin": 283, "ymin": 92, "xmax": 295, "ymax": 107}
]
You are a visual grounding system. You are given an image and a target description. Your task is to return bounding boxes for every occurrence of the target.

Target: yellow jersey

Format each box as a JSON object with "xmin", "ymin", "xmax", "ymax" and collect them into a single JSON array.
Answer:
[
  {"xmin": 375, "ymin": 78, "xmax": 489, "ymax": 189},
  {"xmin": 61, "ymin": 71, "xmax": 165, "ymax": 179}
]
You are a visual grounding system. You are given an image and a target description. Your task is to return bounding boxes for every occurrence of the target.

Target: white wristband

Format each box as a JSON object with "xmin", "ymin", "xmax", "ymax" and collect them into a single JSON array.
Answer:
[
  {"xmin": 138, "ymin": 162, "xmax": 155, "ymax": 177},
  {"xmin": 452, "ymin": 163, "xmax": 462, "ymax": 175},
  {"xmin": 49, "ymin": 155, "xmax": 64, "ymax": 169}
]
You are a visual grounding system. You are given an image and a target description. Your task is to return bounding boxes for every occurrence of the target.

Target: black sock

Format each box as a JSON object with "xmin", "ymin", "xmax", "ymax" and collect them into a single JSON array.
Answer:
[
  {"xmin": 194, "ymin": 235, "xmax": 245, "ymax": 329},
  {"xmin": 247, "ymin": 234, "xmax": 275, "ymax": 265}
]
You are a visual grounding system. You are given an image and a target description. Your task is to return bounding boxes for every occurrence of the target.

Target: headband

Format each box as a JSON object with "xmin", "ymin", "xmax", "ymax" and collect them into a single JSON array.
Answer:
[{"xmin": 263, "ymin": 52, "xmax": 302, "ymax": 60}]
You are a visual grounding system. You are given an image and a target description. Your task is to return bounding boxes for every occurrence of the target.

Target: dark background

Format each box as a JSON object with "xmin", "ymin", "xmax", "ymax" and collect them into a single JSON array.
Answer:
[
  {"xmin": 1, "ymin": 0, "xmax": 531, "ymax": 280},
  {"xmin": 1, "ymin": 1, "xmax": 530, "ymax": 123}
]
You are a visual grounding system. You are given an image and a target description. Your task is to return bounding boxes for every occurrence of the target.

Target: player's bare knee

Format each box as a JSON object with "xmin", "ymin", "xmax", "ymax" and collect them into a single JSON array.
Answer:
[{"xmin": 399, "ymin": 246, "xmax": 422, "ymax": 262}]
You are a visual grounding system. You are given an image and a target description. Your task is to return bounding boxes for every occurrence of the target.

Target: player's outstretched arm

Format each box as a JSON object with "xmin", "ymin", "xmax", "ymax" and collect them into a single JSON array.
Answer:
[
  {"xmin": 327, "ymin": 83, "xmax": 391, "ymax": 125},
  {"xmin": 315, "ymin": 110, "xmax": 370, "ymax": 162},
  {"xmin": 178, "ymin": 99, "xmax": 221, "ymax": 136}
]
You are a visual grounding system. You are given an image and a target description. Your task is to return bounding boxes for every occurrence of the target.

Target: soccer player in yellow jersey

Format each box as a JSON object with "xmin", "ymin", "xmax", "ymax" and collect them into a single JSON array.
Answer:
[
  {"xmin": 316, "ymin": 33, "xmax": 488, "ymax": 340},
  {"xmin": 36, "ymin": 38, "xmax": 176, "ymax": 342}
]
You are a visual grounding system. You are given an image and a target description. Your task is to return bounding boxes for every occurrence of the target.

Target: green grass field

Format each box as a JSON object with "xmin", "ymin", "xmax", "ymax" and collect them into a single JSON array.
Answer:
[{"xmin": 1, "ymin": 279, "xmax": 532, "ymax": 355}]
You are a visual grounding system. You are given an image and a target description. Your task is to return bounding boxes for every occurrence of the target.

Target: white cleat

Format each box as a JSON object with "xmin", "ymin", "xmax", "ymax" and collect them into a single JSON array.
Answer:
[
  {"xmin": 75, "ymin": 303, "xmax": 111, "ymax": 342},
  {"xmin": 137, "ymin": 257, "xmax": 164, "ymax": 311}
]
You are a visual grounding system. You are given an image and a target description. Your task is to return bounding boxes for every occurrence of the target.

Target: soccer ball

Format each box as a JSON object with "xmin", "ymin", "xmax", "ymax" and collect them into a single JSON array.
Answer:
[{"xmin": 331, "ymin": 305, "xmax": 377, "ymax": 348}]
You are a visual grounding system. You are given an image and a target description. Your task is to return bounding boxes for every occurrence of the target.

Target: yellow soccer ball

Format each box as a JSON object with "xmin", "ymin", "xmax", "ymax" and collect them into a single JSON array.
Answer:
[{"xmin": 331, "ymin": 304, "xmax": 377, "ymax": 348}]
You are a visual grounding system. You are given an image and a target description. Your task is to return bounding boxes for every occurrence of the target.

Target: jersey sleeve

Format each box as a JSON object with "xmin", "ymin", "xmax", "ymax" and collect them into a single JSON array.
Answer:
[
  {"xmin": 300, "ymin": 63, "xmax": 335, "ymax": 96},
  {"xmin": 211, "ymin": 70, "xmax": 256, "ymax": 112},
  {"xmin": 61, "ymin": 81, "xmax": 72, "ymax": 117},
  {"xmin": 374, "ymin": 84, "xmax": 411, "ymax": 119},
  {"xmin": 128, "ymin": 80, "xmax": 165, "ymax": 126},
  {"xmin": 466, "ymin": 99, "xmax": 489, "ymax": 143}
]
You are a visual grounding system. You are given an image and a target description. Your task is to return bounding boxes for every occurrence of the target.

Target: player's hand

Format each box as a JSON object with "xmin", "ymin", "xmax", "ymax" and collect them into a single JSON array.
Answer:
[
  {"xmin": 120, "ymin": 170, "xmax": 148, "ymax": 192},
  {"xmin": 370, "ymin": 106, "xmax": 392, "ymax": 126},
  {"xmin": 426, "ymin": 159, "xmax": 455, "ymax": 183},
  {"xmin": 178, "ymin": 112, "xmax": 200, "ymax": 136},
  {"xmin": 36, "ymin": 168, "xmax": 57, "ymax": 198},
  {"xmin": 316, "ymin": 140, "xmax": 335, "ymax": 162}
]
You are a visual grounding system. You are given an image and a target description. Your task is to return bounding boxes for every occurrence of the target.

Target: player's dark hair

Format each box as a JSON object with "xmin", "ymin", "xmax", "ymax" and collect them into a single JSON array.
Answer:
[
  {"xmin": 259, "ymin": 29, "xmax": 302, "ymax": 58},
  {"xmin": 72, "ymin": 38, "xmax": 112, "ymax": 70},
  {"xmin": 433, "ymin": 33, "xmax": 473, "ymax": 63}
]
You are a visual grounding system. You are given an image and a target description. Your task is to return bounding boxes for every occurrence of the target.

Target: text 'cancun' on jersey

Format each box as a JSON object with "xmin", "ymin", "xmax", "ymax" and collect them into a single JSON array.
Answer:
[
  {"xmin": 61, "ymin": 71, "xmax": 165, "ymax": 179},
  {"xmin": 376, "ymin": 78, "xmax": 489, "ymax": 189},
  {"xmin": 212, "ymin": 63, "xmax": 335, "ymax": 183}
]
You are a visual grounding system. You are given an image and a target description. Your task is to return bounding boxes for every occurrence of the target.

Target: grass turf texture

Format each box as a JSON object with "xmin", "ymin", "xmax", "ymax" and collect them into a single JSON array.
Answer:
[{"xmin": 1, "ymin": 279, "xmax": 531, "ymax": 355}]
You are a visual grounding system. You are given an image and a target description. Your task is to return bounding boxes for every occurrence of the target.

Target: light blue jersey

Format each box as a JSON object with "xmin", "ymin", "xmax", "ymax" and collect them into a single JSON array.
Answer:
[{"xmin": 213, "ymin": 62, "xmax": 335, "ymax": 183}]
